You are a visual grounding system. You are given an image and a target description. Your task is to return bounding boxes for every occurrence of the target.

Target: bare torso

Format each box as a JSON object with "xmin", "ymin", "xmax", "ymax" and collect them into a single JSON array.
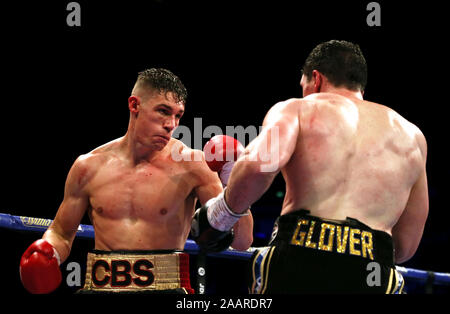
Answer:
[
  {"xmin": 81, "ymin": 138, "xmax": 202, "ymax": 250},
  {"xmin": 281, "ymin": 93, "xmax": 425, "ymax": 234},
  {"xmin": 43, "ymin": 87, "xmax": 253, "ymax": 262}
]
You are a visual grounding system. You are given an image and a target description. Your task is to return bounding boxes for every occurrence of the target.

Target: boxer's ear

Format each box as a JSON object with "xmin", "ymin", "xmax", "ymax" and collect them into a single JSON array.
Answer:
[
  {"xmin": 128, "ymin": 96, "xmax": 140, "ymax": 113},
  {"xmin": 312, "ymin": 70, "xmax": 323, "ymax": 93}
]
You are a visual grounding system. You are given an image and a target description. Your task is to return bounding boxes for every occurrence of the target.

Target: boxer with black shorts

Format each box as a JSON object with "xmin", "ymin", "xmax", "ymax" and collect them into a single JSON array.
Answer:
[
  {"xmin": 250, "ymin": 210, "xmax": 404, "ymax": 293},
  {"xmin": 194, "ymin": 40, "xmax": 428, "ymax": 293}
]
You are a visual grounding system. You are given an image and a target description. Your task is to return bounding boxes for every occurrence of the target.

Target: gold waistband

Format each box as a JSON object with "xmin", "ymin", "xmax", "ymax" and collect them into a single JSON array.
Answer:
[{"xmin": 82, "ymin": 251, "xmax": 189, "ymax": 292}]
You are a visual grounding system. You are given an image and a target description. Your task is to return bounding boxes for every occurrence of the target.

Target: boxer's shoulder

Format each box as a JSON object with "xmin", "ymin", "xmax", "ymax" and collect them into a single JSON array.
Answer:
[
  {"xmin": 167, "ymin": 138, "xmax": 204, "ymax": 163},
  {"xmin": 67, "ymin": 139, "xmax": 121, "ymax": 187},
  {"xmin": 166, "ymin": 138, "xmax": 209, "ymax": 174},
  {"xmin": 88, "ymin": 137, "xmax": 123, "ymax": 155},
  {"xmin": 262, "ymin": 98, "xmax": 301, "ymax": 126},
  {"xmin": 68, "ymin": 154, "xmax": 102, "ymax": 189},
  {"xmin": 76, "ymin": 143, "xmax": 114, "ymax": 168},
  {"xmin": 269, "ymin": 98, "xmax": 302, "ymax": 113},
  {"xmin": 266, "ymin": 96, "xmax": 339, "ymax": 123},
  {"xmin": 362, "ymin": 102, "xmax": 426, "ymax": 151},
  {"xmin": 385, "ymin": 106, "xmax": 425, "ymax": 138}
]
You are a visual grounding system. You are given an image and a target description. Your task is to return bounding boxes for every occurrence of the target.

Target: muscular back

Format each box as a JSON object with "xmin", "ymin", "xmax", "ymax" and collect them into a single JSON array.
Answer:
[{"xmin": 281, "ymin": 93, "xmax": 426, "ymax": 235}]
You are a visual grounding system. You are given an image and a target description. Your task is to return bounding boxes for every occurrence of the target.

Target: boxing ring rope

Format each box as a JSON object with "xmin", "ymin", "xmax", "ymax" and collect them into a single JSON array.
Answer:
[{"xmin": 2, "ymin": 213, "xmax": 450, "ymax": 289}]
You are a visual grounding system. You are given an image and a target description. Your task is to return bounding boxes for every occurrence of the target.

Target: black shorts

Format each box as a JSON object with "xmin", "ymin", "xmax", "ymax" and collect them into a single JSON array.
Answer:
[{"xmin": 249, "ymin": 210, "xmax": 405, "ymax": 294}]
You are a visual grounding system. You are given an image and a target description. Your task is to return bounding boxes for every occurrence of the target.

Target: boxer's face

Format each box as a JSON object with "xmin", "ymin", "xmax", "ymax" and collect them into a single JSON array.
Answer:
[{"xmin": 132, "ymin": 90, "xmax": 184, "ymax": 150}]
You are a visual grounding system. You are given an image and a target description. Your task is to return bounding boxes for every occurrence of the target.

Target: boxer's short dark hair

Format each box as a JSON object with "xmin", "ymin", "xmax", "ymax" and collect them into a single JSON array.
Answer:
[
  {"xmin": 302, "ymin": 40, "xmax": 367, "ymax": 92},
  {"xmin": 136, "ymin": 68, "xmax": 187, "ymax": 104}
]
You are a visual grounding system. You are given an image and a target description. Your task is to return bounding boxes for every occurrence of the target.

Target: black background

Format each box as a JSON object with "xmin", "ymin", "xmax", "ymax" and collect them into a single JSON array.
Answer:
[{"xmin": 1, "ymin": 0, "xmax": 448, "ymax": 296}]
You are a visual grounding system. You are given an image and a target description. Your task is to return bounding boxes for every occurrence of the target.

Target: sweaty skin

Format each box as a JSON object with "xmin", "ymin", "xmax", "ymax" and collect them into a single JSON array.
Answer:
[
  {"xmin": 42, "ymin": 89, "xmax": 253, "ymax": 263},
  {"xmin": 226, "ymin": 76, "xmax": 428, "ymax": 264}
]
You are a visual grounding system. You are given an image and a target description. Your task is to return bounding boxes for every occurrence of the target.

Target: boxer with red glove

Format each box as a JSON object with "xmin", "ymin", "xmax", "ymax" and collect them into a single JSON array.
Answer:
[
  {"xmin": 17, "ymin": 69, "xmax": 253, "ymax": 295},
  {"xmin": 190, "ymin": 135, "xmax": 250, "ymax": 252},
  {"xmin": 203, "ymin": 135, "xmax": 245, "ymax": 186},
  {"xmin": 20, "ymin": 239, "xmax": 62, "ymax": 294}
]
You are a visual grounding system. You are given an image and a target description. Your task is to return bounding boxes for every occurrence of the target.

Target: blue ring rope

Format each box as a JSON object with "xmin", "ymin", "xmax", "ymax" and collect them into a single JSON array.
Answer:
[{"xmin": 1, "ymin": 213, "xmax": 449, "ymax": 286}]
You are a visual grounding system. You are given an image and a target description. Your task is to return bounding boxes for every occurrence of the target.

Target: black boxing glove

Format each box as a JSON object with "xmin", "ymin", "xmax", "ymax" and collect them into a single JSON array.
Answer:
[{"xmin": 190, "ymin": 190, "xmax": 249, "ymax": 253}]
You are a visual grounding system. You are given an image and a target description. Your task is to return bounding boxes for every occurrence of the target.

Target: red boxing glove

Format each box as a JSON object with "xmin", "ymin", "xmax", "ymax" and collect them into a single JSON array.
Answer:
[
  {"xmin": 20, "ymin": 239, "xmax": 62, "ymax": 294},
  {"xmin": 203, "ymin": 135, "xmax": 244, "ymax": 186}
]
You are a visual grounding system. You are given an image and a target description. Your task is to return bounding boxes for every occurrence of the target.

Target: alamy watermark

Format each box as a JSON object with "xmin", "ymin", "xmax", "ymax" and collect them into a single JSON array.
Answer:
[
  {"xmin": 366, "ymin": 2, "xmax": 381, "ymax": 27},
  {"xmin": 171, "ymin": 118, "xmax": 280, "ymax": 172},
  {"xmin": 62, "ymin": 260, "xmax": 384, "ymax": 288},
  {"xmin": 366, "ymin": 261, "xmax": 381, "ymax": 287},
  {"xmin": 65, "ymin": 262, "xmax": 82, "ymax": 287},
  {"xmin": 65, "ymin": 2, "xmax": 381, "ymax": 29},
  {"xmin": 66, "ymin": 2, "xmax": 81, "ymax": 27}
]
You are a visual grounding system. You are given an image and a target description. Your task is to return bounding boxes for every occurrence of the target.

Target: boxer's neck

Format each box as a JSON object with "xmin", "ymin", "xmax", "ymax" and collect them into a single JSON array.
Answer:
[
  {"xmin": 320, "ymin": 85, "xmax": 364, "ymax": 101},
  {"xmin": 121, "ymin": 131, "xmax": 163, "ymax": 166}
]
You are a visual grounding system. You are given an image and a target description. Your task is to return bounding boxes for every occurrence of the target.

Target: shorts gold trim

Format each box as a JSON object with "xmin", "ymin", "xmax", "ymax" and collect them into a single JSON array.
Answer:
[
  {"xmin": 385, "ymin": 268, "xmax": 405, "ymax": 294},
  {"xmin": 250, "ymin": 246, "xmax": 276, "ymax": 294},
  {"xmin": 80, "ymin": 250, "xmax": 193, "ymax": 293}
]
